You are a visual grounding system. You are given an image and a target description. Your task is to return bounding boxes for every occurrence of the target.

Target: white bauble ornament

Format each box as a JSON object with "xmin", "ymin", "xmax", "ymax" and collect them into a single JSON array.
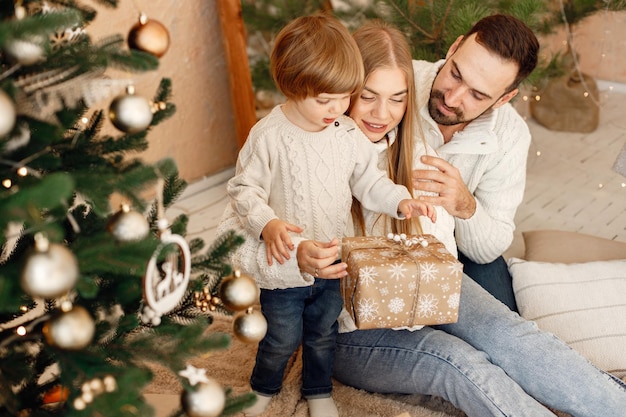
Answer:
[
  {"xmin": 21, "ymin": 234, "xmax": 79, "ymax": 299},
  {"xmin": 106, "ymin": 204, "xmax": 150, "ymax": 241},
  {"xmin": 43, "ymin": 305, "xmax": 95, "ymax": 350},
  {"xmin": 233, "ymin": 308, "xmax": 267, "ymax": 344},
  {"xmin": 108, "ymin": 86, "xmax": 153, "ymax": 133},
  {"xmin": 180, "ymin": 378, "xmax": 226, "ymax": 417},
  {"xmin": 0, "ymin": 90, "xmax": 16, "ymax": 137},
  {"xmin": 218, "ymin": 269, "xmax": 259, "ymax": 312},
  {"xmin": 4, "ymin": 38, "xmax": 46, "ymax": 65}
]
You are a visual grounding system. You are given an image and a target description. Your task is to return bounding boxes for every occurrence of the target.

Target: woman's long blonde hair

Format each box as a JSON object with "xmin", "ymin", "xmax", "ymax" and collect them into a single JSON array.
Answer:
[{"xmin": 350, "ymin": 20, "xmax": 426, "ymax": 236}]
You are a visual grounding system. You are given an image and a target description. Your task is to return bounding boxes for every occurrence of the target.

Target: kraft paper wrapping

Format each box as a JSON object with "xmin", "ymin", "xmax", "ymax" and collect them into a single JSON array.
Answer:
[{"xmin": 342, "ymin": 235, "xmax": 463, "ymax": 329}]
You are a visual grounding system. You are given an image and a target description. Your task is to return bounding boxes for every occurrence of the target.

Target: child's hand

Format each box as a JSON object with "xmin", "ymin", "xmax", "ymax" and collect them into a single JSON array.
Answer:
[
  {"xmin": 398, "ymin": 199, "xmax": 437, "ymax": 223},
  {"xmin": 261, "ymin": 219, "xmax": 304, "ymax": 266}
]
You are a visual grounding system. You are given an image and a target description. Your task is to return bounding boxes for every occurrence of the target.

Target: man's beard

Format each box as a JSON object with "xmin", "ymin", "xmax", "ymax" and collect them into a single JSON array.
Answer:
[{"xmin": 428, "ymin": 89, "xmax": 464, "ymax": 126}]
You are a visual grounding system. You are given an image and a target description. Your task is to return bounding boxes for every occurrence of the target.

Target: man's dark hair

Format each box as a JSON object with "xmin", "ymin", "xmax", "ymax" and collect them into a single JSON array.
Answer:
[{"xmin": 463, "ymin": 14, "xmax": 539, "ymax": 92}]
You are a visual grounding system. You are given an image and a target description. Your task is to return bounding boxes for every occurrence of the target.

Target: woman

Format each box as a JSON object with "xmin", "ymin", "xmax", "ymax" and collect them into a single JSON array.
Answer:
[{"xmin": 218, "ymin": 20, "xmax": 626, "ymax": 417}]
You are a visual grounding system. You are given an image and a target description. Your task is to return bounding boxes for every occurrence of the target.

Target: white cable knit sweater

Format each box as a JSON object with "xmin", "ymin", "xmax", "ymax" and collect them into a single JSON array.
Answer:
[
  {"xmin": 413, "ymin": 60, "xmax": 531, "ymax": 263},
  {"xmin": 224, "ymin": 105, "xmax": 412, "ymax": 290},
  {"xmin": 218, "ymin": 126, "xmax": 457, "ymax": 333}
]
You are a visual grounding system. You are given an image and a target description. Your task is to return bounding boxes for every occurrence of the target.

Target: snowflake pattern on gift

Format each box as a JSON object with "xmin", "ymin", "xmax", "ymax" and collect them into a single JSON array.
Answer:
[
  {"xmin": 357, "ymin": 298, "xmax": 379, "ymax": 323},
  {"xmin": 388, "ymin": 297, "xmax": 406, "ymax": 314},
  {"xmin": 449, "ymin": 261, "xmax": 464, "ymax": 276},
  {"xmin": 358, "ymin": 266, "xmax": 378, "ymax": 286},
  {"xmin": 418, "ymin": 293, "xmax": 438, "ymax": 317},
  {"xmin": 351, "ymin": 251, "xmax": 368, "ymax": 262},
  {"xmin": 388, "ymin": 262, "xmax": 408, "ymax": 281},
  {"xmin": 370, "ymin": 236, "xmax": 387, "ymax": 246},
  {"xmin": 420, "ymin": 263, "xmax": 439, "ymax": 282},
  {"xmin": 376, "ymin": 317, "xmax": 391, "ymax": 327},
  {"xmin": 411, "ymin": 251, "xmax": 430, "ymax": 259},
  {"xmin": 342, "ymin": 235, "xmax": 463, "ymax": 328},
  {"xmin": 448, "ymin": 292, "xmax": 460, "ymax": 309}
]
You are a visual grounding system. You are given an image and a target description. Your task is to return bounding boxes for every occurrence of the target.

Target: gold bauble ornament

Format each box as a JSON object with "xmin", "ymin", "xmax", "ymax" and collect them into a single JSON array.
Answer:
[
  {"xmin": 218, "ymin": 269, "xmax": 259, "ymax": 312},
  {"xmin": 0, "ymin": 90, "xmax": 16, "ymax": 137},
  {"xmin": 21, "ymin": 234, "xmax": 79, "ymax": 299},
  {"xmin": 108, "ymin": 85, "xmax": 153, "ymax": 133},
  {"xmin": 128, "ymin": 14, "xmax": 170, "ymax": 58},
  {"xmin": 106, "ymin": 204, "xmax": 150, "ymax": 241},
  {"xmin": 43, "ymin": 305, "xmax": 95, "ymax": 350},
  {"xmin": 233, "ymin": 308, "xmax": 267, "ymax": 344},
  {"xmin": 180, "ymin": 378, "xmax": 226, "ymax": 417}
]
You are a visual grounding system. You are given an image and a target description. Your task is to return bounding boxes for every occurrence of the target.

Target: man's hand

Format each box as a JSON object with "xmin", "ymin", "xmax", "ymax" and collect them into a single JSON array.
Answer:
[
  {"xmin": 261, "ymin": 219, "xmax": 304, "ymax": 265},
  {"xmin": 412, "ymin": 155, "xmax": 476, "ymax": 219}
]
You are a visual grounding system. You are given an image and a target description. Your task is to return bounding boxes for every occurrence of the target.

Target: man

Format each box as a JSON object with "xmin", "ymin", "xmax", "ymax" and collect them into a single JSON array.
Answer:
[{"xmin": 412, "ymin": 14, "xmax": 540, "ymax": 311}]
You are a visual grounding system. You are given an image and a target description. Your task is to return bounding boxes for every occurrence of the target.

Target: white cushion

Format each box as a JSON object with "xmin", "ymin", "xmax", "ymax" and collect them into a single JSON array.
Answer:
[{"xmin": 509, "ymin": 257, "xmax": 626, "ymax": 379}]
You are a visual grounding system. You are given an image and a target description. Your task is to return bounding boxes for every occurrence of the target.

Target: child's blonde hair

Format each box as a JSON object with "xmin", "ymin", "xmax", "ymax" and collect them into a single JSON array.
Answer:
[{"xmin": 270, "ymin": 13, "xmax": 364, "ymax": 100}]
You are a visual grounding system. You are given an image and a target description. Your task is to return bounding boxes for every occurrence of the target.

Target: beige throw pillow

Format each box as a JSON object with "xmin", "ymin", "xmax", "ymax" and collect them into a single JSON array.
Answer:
[
  {"xmin": 509, "ymin": 257, "xmax": 626, "ymax": 379},
  {"xmin": 523, "ymin": 230, "xmax": 626, "ymax": 263}
]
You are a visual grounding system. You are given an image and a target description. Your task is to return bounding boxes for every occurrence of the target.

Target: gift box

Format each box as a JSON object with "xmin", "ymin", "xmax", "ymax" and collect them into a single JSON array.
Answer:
[{"xmin": 341, "ymin": 234, "xmax": 463, "ymax": 329}]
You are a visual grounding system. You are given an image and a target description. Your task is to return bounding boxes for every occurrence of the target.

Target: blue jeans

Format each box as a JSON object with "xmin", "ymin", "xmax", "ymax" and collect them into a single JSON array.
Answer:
[
  {"xmin": 458, "ymin": 251, "xmax": 518, "ymax": 312},
  {"xmin": 334, "ymin": 275, "xmax": 626, "ymax": 417},
  {"xmin": 251, "ymin": 278, "xmax": 343, "ymax": 398}
]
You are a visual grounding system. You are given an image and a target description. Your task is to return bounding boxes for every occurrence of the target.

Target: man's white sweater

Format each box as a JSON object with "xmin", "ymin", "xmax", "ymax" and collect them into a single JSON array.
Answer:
[{"xmin": 413, "ymin": 59, "xmax": 531, "ymax": 263}]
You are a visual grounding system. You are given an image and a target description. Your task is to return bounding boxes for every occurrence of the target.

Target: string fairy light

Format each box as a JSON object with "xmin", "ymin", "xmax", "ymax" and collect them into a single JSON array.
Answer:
[
  {"xmin": 556, "ymin": 0, "xmax": 604, "ymax": 107},
  {"xmin": 529, "ymin": 0, "xmax": 622, "ymax": 107},
  {"xmin": 525, "ymin": 1, "xmax": 626, "ymax": 193}
]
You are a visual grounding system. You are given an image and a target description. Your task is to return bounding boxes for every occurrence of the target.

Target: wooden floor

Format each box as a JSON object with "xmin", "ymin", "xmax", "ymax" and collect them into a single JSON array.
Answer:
[{"xmin": 167, "ymin": 86, "xmax": 626, "ymax": 260}]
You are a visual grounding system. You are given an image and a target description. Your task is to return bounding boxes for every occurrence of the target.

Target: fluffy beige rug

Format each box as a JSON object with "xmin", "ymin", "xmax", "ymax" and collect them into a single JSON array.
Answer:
[
  {"xmin": 145, "ymin": 313, "xmax": 467, "ymax": 417},
  {"xmin": 145, "ymin": 313, "xmax": 577, "ymax": 417}
]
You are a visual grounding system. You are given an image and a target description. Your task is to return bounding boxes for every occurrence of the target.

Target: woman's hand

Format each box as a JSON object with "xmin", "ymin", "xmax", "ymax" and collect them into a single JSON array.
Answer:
[{"xmin": 297, "ymin": 238, "xmax": 348, "ymax": 279}]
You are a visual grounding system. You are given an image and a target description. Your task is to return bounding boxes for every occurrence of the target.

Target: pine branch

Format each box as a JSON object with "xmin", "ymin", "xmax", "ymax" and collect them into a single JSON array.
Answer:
[
  {"xmin": 0, "ymin": 9, "xmax": 83, "ymax": 44},
  {"xmin": 191, "ymin": 230, "xmax": 244, "ymax": 277}
]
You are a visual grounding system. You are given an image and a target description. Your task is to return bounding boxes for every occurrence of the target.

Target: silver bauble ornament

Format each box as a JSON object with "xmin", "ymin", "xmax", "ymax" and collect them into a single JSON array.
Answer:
[
  {"xmin": 0, "ymin": 90, "xmax": 16, "ymax": 137},
  {"xmin": 107, "ymin": 204, "xmax": 150, "ymax": 241},
  {"xmin": 21, "ymin": 234, "xmax": 79, "ymax": 299},
  {"xmin": 233, "ymin": 308, "xmax": 267, "ymax": 344},
  {"xmin": 4, "ymin": 38, "xmax": 46, "ymax": 65},
  {"xmin": 43, "ymin": 305, "xmax": 95, "ymax": 350},
  {"xmin": 218, "ymin": 270, "xmax": 259, "ymax": 311},
  {"xmin": 108, "ymin": 86, "xmax": 153, "ymax": 133},
  {"xmin": 181, "ymin": 378, "xmax": 226, "ymax": 417},
  {"xmin": 128, "ymin": 14, "xmax": 170, "ymax": 58}
]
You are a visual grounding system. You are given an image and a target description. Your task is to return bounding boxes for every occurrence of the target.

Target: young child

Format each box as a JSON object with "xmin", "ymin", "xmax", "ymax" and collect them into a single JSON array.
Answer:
[{"xmin": 226, "ymin": 13, "xmax": 436, "ymax": 417}]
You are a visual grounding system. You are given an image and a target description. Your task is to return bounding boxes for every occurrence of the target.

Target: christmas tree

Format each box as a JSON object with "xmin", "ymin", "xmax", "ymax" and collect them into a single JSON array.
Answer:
[
  {"xmin": 0, "ymin": 2, "xmax": 261, "ymax": 416},
  {"xmin": 242, "ymin": 0, "xmax": 626, "ymax": 97}
]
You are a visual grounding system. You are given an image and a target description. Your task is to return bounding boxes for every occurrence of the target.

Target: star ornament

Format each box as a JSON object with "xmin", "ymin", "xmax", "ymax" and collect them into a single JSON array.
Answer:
[{"xmin": 179, "ymin": 365, "xmax": 210, "ymax": 386}]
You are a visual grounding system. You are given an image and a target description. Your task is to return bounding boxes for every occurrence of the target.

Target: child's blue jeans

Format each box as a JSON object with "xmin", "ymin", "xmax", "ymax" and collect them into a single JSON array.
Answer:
[{"xmin": 250, "ymin": 277, "xmax": 343, "ymax": 398}]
